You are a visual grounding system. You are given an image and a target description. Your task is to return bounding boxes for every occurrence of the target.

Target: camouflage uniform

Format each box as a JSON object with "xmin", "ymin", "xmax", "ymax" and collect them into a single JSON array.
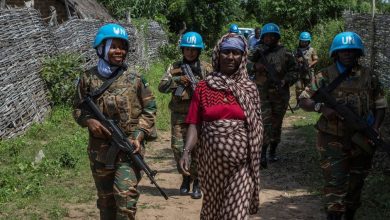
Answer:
[
  {"xmin": 299, "ymin": 63, "xmax": 387, "ymax": 213},
  {"xmin": 294, "ymin": 46, "xmax": 318, "ymax": 102},
  {"xmin": 158, "ymin": 60, "xmax": 212, "ymax": 178},
  {"xmin": 249, "ymin": 44, "xmax": 298, "ymax": 147},
  {"xmin": 73, "ymin": 67, "xmax": 157, "ymax": 220}
]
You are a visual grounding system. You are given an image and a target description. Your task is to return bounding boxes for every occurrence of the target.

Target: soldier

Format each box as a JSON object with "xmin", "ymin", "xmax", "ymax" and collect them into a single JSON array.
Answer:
[
  {"xmin": 248, "ymin": 27, "xmax": 261, "ymax": 50},
  {"xmin": 299, "ymin": 32, "xmax": 387, "ymax": 220},
  {"xmin": 294, "ymin": 31, "xmax": 318, "ymax": 109},
  {"xmin": 248, "ymin": 23, "xmax": 298, "ymax": 168},
  {"xmin": 73, "ymin": 23, "xmax": 157, "ymax": 220},
  {"xmin": 158, "ymin": 32, "xmax": 212, "ymax": 199}
]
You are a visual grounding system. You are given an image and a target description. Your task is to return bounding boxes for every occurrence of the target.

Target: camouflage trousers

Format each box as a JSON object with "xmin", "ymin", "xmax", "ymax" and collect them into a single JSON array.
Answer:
[
  {"xmin": 295, "ymin": 78, "xmax": 311, "ymax": 103},
  {"xmin": 317, "ymin": 131, "xmax": 374, "ymax": 213},
  {"xmin": 88, "ymin": 136, "xmax": 142, "ymax": 220},
  {"xmin": 260, "ymin": 87, "xmax": 290, "ymax": 145},
  {"xmin": 171, "ymin": 112, "xmax": 198, "ymax": 178},
  {"xmin": 295, "ymin": 68, "xmax": 314, "ymax": 102}
]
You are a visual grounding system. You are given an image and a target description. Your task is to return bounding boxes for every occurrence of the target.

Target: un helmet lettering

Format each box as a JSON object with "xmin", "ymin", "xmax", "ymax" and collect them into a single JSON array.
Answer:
[
  {"xmin": 187, "ymin": 36, "xmax": 197, "ymax": 44},
  {"xmin": 342, "ymin": 36, "xmax": 355, "ymax": 45},
  {"xmin": 113, "ymin": 27, "xmax": 126, "ymax": 36}
]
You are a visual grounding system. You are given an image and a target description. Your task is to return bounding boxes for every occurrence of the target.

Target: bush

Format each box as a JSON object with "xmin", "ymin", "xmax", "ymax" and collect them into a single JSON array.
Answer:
[
  {"xmin": 40, "ymin": 53, "xmax": 84, "ymax": 106},
  {"xmin": 311, "ymin": 19, "xmax": 344, "ymax": 69},
  {"xmin": 158, "ymin": 43, "xmax": 181, "ymax": 61}
]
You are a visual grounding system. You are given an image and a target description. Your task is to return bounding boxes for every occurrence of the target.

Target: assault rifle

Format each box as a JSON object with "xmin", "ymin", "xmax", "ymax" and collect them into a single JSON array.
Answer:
[
  {"xmin": 311, "ymin": 73, "xmax": 390, "ymax": 153},
  {"xmin": 253, "ymin": 46, "xmax": 295, "ymax": 113},
  {"xmin": 174, "ymin": 64, "xmax": 198, "ymax": 96},
  {"xmin": 83, "ymin": 95, "xmax": 169, "ymax": 200}
]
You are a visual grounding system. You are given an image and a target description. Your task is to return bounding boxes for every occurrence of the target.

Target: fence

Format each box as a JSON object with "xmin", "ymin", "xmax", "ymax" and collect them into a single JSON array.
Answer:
[{"xmin": 0, "ymin": 7, "xmax": 167, "ymax": 139}]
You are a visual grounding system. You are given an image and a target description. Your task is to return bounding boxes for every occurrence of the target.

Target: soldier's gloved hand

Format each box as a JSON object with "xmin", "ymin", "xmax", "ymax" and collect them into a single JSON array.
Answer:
[
  {"xmin": 254, "ymin": 62, "xmax": 266, "ymax": 73},
  {"xmin": 86, "ymin": 118, "xmax": 112, "ymax": 139},
  {"xmin": 179, "ymin": 150, "xmax": 191, "ymax": 176},
  {"xmin": 297, "ymin": 57, "xmax": 304, "ymax": 63},
  {"xmin": 179, "ymin": 76, "xmax": 191, "ymax": 86},
  {"xmin": 320, "ymin": 106, "xmax": 343, "ymax": 121}
]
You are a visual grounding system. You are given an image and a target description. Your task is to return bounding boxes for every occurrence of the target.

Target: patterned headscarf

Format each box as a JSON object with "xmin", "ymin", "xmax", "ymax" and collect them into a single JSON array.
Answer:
[{"xmin": 206, "ymin": 33, "xmax": 263, "ymax": 214}]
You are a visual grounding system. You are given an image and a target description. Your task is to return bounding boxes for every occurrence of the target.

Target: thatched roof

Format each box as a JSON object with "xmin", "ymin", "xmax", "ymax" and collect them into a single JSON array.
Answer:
[{"xmin": 60, "ymin": 0, "xmax": 113, "ymax": 20}]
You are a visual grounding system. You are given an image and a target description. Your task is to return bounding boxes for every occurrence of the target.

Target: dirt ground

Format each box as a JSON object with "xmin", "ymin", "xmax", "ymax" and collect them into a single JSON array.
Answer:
[{"xmin": 64, "ymin": 113, "xmax": 326, "ymax": 220}]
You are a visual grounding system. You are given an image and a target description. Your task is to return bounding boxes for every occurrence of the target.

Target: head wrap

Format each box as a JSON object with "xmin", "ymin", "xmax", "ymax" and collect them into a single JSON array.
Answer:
[
  {"xmin": 220, "ymin": 37, "xmax": 245, "ymax": 53},
  {"xmin": 97, "ymin": 39, "xmax": 120, "ymax": 78}
]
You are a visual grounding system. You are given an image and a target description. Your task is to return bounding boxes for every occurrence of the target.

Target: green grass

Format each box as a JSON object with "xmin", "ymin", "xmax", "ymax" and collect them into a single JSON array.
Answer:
[
  {"xmin": 0, "ymin": 106, "xmax": 93, "ymax": 219},
  {"xmin": 142, "ymin": 60, "xmax": 172, "ymax": 131}
]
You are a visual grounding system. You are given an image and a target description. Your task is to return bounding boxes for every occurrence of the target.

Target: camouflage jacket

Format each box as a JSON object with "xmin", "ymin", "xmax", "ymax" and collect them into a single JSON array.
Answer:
[
  {"xmin": 158, "ymin": 60, "xmax": 212, "ymax": 114},
  {"xmin": 248, "ymin": 44, "xmax": 299, "ymax": 91},
  {"xmin": 295, "ymin": 46, "xmax": 318, "ymax": 79},
  {"xmin": 300, "ymin": 63, "xmax": 387, "ymax": 136},
  {"xmin": 295, "ymin": 46, "xmax": 318, "ymax": 66},
  {"xmin": 73, "ymin": 66, "xmax": 157, "ymax": 140}
]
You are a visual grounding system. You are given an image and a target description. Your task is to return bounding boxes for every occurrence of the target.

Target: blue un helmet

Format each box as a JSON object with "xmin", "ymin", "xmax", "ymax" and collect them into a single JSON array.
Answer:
[
  {"xmin": 93, "ymin": 23, "xmax": 129, "ymax": 48},
  {"xmin": 229, "ymin": 24, "xmax": 239, "ymax": 33},
  {"xmin": 299, "ymin": 32, "xmax": 312, "ymax": 41},
  {"xmin": 260, "ymin": 23, "xmax": 281, "ymax": 40},
  {"xmin": 329, "ymin": 31, "xmax": 364, "ymax": 57},
  {"xmin": 179, "ymin": 32, "xmax": 205, "ymax": 49}
]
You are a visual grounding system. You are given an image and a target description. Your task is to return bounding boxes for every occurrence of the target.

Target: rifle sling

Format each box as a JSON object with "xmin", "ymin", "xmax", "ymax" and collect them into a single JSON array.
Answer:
[
  {"xmin": 321, "ymin": 68, "xmax": 351, "ymax": 94},
  {"xmin": 88, "ymin": 66, "xmax": 126, "ymax": 98}
]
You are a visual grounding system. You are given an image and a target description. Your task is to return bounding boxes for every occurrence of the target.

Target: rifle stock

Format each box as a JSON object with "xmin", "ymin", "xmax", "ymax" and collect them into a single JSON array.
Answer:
[{"xmin": 83, "ymin": 96, "xmax": 169, "ymax": 200}]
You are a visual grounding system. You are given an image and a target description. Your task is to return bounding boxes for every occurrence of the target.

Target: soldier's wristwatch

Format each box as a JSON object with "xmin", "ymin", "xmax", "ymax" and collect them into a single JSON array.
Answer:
[{"xmin": 314, "ymin": 102, "xmax": 324, "ymax": 112}]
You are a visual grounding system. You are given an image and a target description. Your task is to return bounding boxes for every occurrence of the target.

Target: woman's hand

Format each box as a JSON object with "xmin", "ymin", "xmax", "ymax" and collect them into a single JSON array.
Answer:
[
  {"xmin": 130, "ymin": 139, "xmax": 141, "ymax": 154},
  {"xmin": 180, "ymin": 76, "xmax": 191, "ymax": 86},
  {"xmin": 179, "ymin": 151, "xmax": 191, "ymax": 176},
  {"xmin": 86, "ymin": 119, "xmax": 112, "ymax": 139},
  {"xmin": 130, "ymin": 131, "xmax": 144, "ymax": 154}
]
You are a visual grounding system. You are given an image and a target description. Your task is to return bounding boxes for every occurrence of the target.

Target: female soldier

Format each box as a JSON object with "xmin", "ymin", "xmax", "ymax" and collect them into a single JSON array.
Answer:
[
  {"xmin": 180, "ymin": 33, "xmax": 263, "ymax": 219},
  {"xmin": 73, "ymin": 23, "xmax": 156, "ymax": 220},
  {"xmin": 158, "ymin": 32, "xmax": 212, "ymax": 199}
]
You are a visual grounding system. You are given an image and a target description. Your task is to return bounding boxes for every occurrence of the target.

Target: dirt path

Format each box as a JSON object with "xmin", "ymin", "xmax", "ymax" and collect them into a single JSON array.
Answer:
[{"xmin": 65, "ymin": 113, "xmax": 325, "ymax": 220}]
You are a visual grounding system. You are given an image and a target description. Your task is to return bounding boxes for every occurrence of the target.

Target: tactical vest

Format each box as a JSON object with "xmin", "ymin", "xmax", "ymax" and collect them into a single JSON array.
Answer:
[
  {"xmin": 316, "ymin": 64, "xmax": 375, "ymax": 136},
  {"xmin": 169, "ymin": 60, "xmax": 210, "ymax": 114},
  {"xmin": 84, "ymin": 67, "xmax": 143, "ymax": 136}
]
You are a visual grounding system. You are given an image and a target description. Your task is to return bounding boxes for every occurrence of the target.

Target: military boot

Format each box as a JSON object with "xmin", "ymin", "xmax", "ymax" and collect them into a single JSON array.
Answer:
[
  {"xmin": 327, "ymin": 212, "xmax": 343, "ymax": 220},
  {"xmin": 269, "ymin": 142, "xmax": 279, "ymax": 162},
  {"xmin": 191, "ymin": 178, "xmax": 202, "ymax": 199},
  {"xmin": 180, "ymin": 175, "xmax": 191, "ymax": 195},
  {"xmin": 100, "ymin": 208, "xmax": 116, "ymax": 220},
  {"xmin": 344, "ymin": 209, "xmax": 356, "ymax": 220},
  {"xmin": 260, "ymin": 144, "xmax": 268, "ymax": 169}
]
